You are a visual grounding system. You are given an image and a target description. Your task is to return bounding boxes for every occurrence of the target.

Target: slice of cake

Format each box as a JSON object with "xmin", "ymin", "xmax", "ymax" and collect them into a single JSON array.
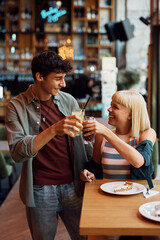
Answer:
[{"xmin": 114, "ymin": 181, "xmax": 133, "ymax": 192}]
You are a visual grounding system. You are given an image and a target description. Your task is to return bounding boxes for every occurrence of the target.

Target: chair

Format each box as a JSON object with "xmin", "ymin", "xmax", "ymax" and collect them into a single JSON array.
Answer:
[
  {"xmin": 0, "ymin": 124, "xmax": 7, "ymax": 139},
  {"xmin": 0, "ymin": 152, "xmax": 14, "ymax": 189},
  {"xmin": 152, "ymin": 139, "xmax": 159, "ymax": 179},
  {"xmin": 0, "ymin": 125, "xmax": 18, "ymax": 178}
]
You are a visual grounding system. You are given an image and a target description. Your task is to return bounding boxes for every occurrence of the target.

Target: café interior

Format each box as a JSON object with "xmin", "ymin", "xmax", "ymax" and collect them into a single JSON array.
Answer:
[{"xmin": 0, "ymin": 0, "xmax": 160, "ymax": 239}]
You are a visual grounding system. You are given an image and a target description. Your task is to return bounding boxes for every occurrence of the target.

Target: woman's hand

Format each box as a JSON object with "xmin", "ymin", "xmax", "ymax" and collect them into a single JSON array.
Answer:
[
  {"xmin": 80, "ymin": 169, "xmax": 95, "ymax": 182},
  {"xmin": 83, "ymin": 119, "xmax": 107, "ymax": 137}
]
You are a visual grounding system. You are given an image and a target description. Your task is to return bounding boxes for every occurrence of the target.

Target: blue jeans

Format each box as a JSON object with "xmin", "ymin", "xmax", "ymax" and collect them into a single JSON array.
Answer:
[{"xmin": 26, "ymin": 182, "xmax": 86, "ymax": 240}]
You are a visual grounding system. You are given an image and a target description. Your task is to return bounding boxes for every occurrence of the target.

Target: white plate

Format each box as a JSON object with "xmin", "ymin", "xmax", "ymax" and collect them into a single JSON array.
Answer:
[
  {"xmin": 100, "ymin": 181, "xmax": 145, "ymax": 195},
  {"xmin": 139, "ymin": 201, "xmax": 160, "ymax": 222}
]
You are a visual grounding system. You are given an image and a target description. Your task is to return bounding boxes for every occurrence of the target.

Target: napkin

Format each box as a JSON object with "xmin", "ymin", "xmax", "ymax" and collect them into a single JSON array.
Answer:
[{"xmin": 143, "ymin": 189, "xmax": 159, "ymax": 198}]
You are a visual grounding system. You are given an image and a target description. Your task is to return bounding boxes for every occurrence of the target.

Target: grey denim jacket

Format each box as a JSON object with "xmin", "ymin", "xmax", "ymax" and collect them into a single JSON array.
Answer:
[{"xmin": 5, "ymin": 85, "xmax": 89, "ymax": 207}]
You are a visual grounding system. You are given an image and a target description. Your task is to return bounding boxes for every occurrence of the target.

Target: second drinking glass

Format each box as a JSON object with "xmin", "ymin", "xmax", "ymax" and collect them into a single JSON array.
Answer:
[{"xmin": 83, "ymin": 116, "xmax": 95, "ymax": 144}]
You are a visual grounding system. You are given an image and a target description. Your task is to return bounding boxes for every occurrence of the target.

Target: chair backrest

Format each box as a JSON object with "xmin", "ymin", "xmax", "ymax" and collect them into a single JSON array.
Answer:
[
  {"xmin": 0, "ymin": 125, "xmax": 7, "ymax": 140},
  {"xmin": 0, "ymin": 152, "xmax": 13, "ymax": 179},
  {"xmin": 152, "ymin": 139, "xmax": 159, "ymax": 179}
]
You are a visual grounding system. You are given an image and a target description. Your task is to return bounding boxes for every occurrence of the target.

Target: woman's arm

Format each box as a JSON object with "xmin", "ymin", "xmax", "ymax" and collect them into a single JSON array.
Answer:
[
  {"xmin": 83, "ymin": 119, "xmax": 157, "ymax": 168},
  {"xmin": 93, "ymin": 134, "xmax": 103, "ymax": 164}
]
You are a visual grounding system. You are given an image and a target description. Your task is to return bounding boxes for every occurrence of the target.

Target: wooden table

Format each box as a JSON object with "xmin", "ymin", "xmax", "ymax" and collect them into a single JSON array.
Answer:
[
  {"xmin": 80, "ymin": 179, "xmax": 160, "ymax": 238},
  {"xmin": 0, "ymin": 140, "xmax": 9, "ymax": 152}
]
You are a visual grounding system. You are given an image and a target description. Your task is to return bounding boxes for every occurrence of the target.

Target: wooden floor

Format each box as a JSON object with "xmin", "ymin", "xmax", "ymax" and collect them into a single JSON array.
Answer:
[{"xmin": 0, "ymin": 179, "xmax": 70, "ymax": 240}]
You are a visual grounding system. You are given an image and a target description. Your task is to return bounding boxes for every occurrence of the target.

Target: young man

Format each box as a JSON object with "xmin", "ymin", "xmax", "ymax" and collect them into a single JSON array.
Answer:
[{"xmin": 5, "ymin": 51, "xmax": 90, "ymax": 240}]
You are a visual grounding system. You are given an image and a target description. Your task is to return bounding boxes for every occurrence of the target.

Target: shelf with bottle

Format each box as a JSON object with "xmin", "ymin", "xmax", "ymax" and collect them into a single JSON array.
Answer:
[
  {"xmin": 7, "ymin": 33, "xmax": 19, "ymax": 46},
  {"xmin": 5, "ymin": 2, "xmax": 20, "ymax": 32},
  {"xmin": 20, "ymin": 20, "xmax": 33, "ymax": 32},
  {"xmin": 72, "ymin": 20, "xmax": 86, "ymax": 33},
  {"xmin": 20, "ymin": 1, "xmax": 34, "ymax": 32},
  {"xmin": 99, "ymin": 48, "xmax": 112, "ymax": 59},
  {"xmin": 99, "ymin": 0, "xmax": 112, "ymax": 7},
  {"xmin": 20, "ymin": 60, "xmax": 31, "ymax": 72},
  {"xmin": 5, "ymin": 3, "xmax": 20, "ymax": 35},
  {"xmin": 86, "ymin": 21, "xmax": 99, "ymax": 33},
  {"xmin": 0, "ymin": 4, "xmax": 5, "ymax": 18},
  {"xmin": 72, "ymin": 61, "xmax": 85, "ymax": 74},
  {"xmin": 7, "ymin": 47, "xmax": 19, "ymax": 60},
  {"xmin": 20, "ymin": 49, "xmax": 33, "ymax": 60},
  {"xmin": 5, "ymin": 33, "xmax": 19, "ymax": 60},
  {"xmin": 86, "ymin": 33, "xmax": 99, "ymax": 46},
  {"xmin": 73, "ymin": 0, "xmax": 85, "ymax": 6},
  {"xmin": 42, "ymin": 34, "xmax": 59, "ymax": 48},
  {"xmin": 99, "ymin": 10, "xmax": 111, "ymax": 33},
  {"xmin": 5, "ymin": 60, "xmax": 19, "ymax": 72},
  {"xmin": 99, "ymin": 34, "xmax": 112, "ymax": 46},
  {"xmin": 19, "ymin": 33, "xmax": 34, "ymax": 58},
  {"xmin": 86, "ymin": 5, "xmax": 99, "ymax": 20},
  {"xmin": 21, "ymin": 8, "xmax": 32, "ymax": 20},
  {"xmin": 6, "ymin": 20, "xmax": 19, "ymax": 32},
  {"xmin": 86, "ymin": 60, "xmax": 99, "ymax": 73},
  {"xmin": 73, "ymin": 6, "xmax": 85, "ymax": 19},
  {"xmin": 71, "ymin": 0, "xmax": 114, "ymax": 75}
]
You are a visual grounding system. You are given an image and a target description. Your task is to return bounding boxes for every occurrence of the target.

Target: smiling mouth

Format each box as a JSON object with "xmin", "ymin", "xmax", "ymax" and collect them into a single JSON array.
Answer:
[{"xmin": 109, "ymin": 115, "xmax": 114, "ymax": 119}]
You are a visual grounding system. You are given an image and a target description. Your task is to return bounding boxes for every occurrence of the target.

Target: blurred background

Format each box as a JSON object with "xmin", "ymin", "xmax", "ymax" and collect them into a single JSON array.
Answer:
[{"xmin": 0, "ymin": 0, "xmax": 160, "ymax": 204}]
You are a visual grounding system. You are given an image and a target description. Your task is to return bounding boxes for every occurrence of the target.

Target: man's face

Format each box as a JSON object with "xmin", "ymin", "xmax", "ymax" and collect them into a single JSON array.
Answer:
[{"xmin": 40, "ymin": 72, "xmax": 66, "ymax": 96}]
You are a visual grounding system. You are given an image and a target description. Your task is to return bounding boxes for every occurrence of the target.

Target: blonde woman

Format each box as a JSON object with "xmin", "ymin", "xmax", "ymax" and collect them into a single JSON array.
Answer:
[{"xmin": 81, "ymin": 90, "xmax": 156, "ymax": 184}]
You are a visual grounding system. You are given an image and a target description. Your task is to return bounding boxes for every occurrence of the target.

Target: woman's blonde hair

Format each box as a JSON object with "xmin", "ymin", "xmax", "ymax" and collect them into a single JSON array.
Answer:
[{"xmin": 112, "ymin": 90, "xmax": 150, "ymax": 138}]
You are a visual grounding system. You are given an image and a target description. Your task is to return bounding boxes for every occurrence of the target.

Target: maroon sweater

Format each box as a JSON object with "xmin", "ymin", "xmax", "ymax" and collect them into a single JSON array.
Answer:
[{"xmin": 33, "ymin": 97, "xmax": 73, "ymax": 185}]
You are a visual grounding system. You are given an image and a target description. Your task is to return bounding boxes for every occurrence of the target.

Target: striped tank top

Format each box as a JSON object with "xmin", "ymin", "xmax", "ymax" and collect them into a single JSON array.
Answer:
[{"xmin": 101, "ymin": 137, "xmax": 137, "ymax": 179}]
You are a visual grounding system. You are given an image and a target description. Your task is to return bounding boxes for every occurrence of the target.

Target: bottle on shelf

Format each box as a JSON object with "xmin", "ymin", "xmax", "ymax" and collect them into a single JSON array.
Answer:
[
  {"xmin": 91, "ymin": 6, "xmax": 96, "ymax": 19},
  {"xmin": 87, "ymin": 7, "xmax": 91, "ymax": 19}
]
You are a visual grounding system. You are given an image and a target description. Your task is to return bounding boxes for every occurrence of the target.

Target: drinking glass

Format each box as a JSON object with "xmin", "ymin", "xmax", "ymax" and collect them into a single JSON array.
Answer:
[
  {"xmin": 71, "ymin": 107, "xmax": 85, "ymax": 136},
  {"xmin": 83, "ymin": 116, "xmax": 95, "ymax": 144}
]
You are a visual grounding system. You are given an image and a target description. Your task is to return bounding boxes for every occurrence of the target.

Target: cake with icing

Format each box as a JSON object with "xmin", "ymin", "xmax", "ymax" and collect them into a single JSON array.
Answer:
[{"xmin": 114, "ymin": 181, "xmax": 133, "ymax": 192}]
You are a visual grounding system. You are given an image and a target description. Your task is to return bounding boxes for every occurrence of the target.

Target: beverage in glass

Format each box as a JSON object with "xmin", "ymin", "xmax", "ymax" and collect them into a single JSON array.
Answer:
[
  {"xmin": 83, "ymin": 116, "xmax": 95, "ymax": 144},
  {"xmin": 71, "ymin": 107, "xmax": 85, "ymax": 136}
]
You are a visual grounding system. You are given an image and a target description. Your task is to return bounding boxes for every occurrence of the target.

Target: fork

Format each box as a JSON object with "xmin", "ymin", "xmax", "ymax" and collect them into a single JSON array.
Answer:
[{"xmin": 146, "ymin": 188, "xmax": 150, "ymax": 195}]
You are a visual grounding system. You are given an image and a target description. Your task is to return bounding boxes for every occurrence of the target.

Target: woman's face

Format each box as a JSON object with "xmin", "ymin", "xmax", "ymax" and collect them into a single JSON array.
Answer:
[{"xmin": 107, "ymin": 100, "xmax": 131, "ymax": 128}]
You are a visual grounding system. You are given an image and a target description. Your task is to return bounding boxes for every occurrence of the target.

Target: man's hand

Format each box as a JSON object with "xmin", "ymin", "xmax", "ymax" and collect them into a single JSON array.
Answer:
[
  {"xmin": 80, "ymin": 169, "xmax": 95, "ymax": 182},
  {"xmin": 52, "ymin": 115, "xmax": 83, "ymax": 137}
]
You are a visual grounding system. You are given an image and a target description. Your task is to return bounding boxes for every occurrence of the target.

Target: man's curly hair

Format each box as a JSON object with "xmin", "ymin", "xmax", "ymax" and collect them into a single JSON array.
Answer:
[{"xmin": 31, "ymin": 51, "xmax": 72, "ymax": 80}]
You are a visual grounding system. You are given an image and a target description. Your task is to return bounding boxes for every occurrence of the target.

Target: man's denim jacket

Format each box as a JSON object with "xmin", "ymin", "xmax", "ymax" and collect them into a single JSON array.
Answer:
[{"xmin": 5, "ymin": 85, "xmax": 90, "ymax": 207}]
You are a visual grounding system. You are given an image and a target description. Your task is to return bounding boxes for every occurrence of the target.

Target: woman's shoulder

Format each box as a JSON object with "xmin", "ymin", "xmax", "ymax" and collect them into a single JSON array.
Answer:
[{"xmin": 139, "ymin": 128, "xmax": 157, "ymax": 145}]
